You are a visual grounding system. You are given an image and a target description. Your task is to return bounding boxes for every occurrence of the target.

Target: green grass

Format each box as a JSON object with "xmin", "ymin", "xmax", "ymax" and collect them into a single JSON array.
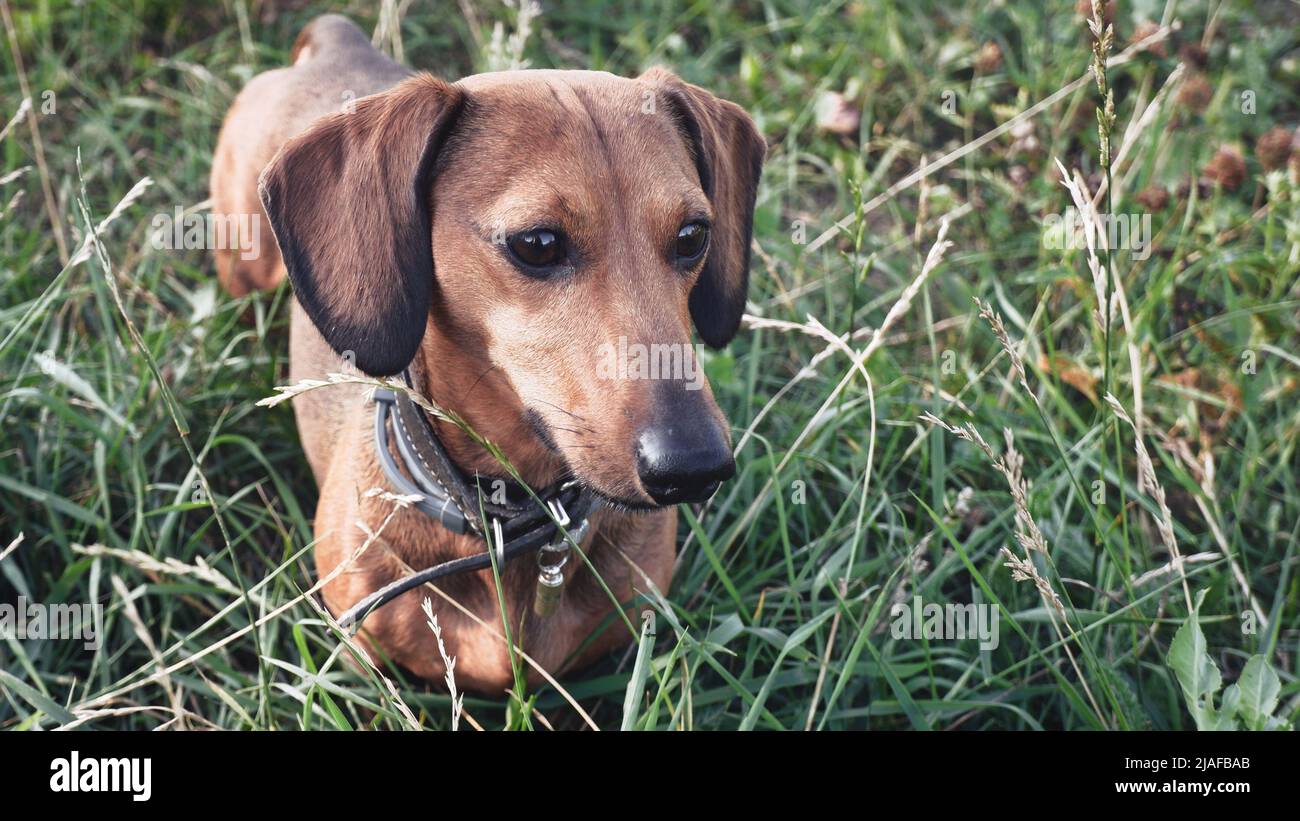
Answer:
[{"xmin": 1, "ymin": 0, "xmax": 1298, "ymax": 730}]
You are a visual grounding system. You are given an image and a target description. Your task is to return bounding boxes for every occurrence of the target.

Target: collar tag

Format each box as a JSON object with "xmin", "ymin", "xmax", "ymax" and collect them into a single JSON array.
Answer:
[{"xmin": 533, "ymin": 500, "xmax": 587, "ymax": 618}]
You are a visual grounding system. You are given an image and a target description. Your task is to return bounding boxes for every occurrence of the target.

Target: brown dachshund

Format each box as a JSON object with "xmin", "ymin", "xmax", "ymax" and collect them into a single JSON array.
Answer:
[{"xmin": 210, "ymin": 14, "xmax": 763, "ymax": 691}]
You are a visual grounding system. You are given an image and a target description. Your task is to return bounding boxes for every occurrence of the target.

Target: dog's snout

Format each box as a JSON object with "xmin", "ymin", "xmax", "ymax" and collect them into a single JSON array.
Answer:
[{"xmin": 634, "ymin": 422, "xmax": 735, "ymax": 505}]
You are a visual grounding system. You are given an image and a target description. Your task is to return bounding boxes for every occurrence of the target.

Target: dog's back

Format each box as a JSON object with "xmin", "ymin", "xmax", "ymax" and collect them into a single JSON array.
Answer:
[
  {"xmin": 210, "ymin": 15, "xmax": 412, "ymax": 482},
  {"xmin": 209, "ymin": 15, "xmax": 409, "ymax": 296}
]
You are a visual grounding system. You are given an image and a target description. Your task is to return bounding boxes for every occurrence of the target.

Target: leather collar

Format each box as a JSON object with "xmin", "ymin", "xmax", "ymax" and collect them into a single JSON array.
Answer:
[{"xmin": 338, "ymin": 370, "xmax": 595, "ymax": 629}]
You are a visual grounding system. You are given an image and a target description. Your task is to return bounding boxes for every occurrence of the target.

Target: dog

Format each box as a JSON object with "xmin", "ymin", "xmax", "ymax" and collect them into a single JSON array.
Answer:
[{"xmin": 210, "ymin": 14, "xmax": 764, "ymax": 691}]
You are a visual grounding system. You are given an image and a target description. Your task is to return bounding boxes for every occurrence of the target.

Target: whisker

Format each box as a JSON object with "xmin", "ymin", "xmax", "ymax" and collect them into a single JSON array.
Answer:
[
  {"xmin": 523, "ymin": 396, "xmax": 596, "ymax": 432},
  {"xmin": 460, "ymin": 364, "xmax": 501, "ymax": 402},
  {"xmin": 530, "ymin": 397, "xmax": 593, "ymax": 425},
  {"xmin": 548, "ymin": 425, "xmax": 589, "ymax": 436}
]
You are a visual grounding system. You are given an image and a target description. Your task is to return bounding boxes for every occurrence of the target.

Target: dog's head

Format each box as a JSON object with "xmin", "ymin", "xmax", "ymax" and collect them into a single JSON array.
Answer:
[{"xmin": 259, "ymin": 68, "xmax": 764, "ymax": 508}]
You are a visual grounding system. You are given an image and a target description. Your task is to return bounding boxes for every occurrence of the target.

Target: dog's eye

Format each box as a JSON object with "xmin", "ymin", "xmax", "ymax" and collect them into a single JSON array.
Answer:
[
  {"xmin": 676, "ymin": 222, "xmax": 709, "ymax": 262},
  {"xmin": 506, "ymin": 229, "xmax": 566, "ymax": 270}
]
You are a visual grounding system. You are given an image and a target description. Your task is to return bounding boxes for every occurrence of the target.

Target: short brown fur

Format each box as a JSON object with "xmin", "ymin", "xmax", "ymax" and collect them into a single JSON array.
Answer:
[{"xmin": 210, "ymin": 14, "xmax": 763, "ymax": 690}]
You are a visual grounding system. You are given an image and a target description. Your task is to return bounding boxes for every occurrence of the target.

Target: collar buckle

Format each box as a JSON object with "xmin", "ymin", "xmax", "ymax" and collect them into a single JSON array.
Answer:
[{"xmin": 367, "ymin": 374, "xmax": 598, "ymax": 625}]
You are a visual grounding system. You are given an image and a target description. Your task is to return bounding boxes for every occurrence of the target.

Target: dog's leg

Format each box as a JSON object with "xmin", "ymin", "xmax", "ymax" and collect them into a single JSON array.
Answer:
[{"xmin": 208, "ymin": 69, "xmax": 292, "ymax": 297}]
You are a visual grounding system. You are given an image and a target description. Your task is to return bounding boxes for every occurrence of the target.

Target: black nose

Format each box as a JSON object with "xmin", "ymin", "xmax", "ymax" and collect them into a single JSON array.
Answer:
[{"xmin": 635, "ymin": 423, "xmax": 735, "ymax": 505}]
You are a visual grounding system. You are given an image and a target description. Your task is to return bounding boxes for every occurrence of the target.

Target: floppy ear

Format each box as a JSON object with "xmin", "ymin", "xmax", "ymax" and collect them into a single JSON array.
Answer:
[
  {"xmin": 641, "ymin": 67, "xmax": 765, "ymax": 348},
  {"xmin": 258, "ymin": 74, "xmax": 465, "ymax": 376}
]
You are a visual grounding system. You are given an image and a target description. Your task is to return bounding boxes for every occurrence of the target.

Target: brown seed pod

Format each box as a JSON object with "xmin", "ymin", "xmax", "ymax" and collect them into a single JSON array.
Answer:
[
  {"xmin": 1255, "ymin": 126, "xmax": 1295, "ymax": 171},
  {"xmin": 1175, "ymin": 72, "xmax": 1213, "ymax": 113},
  {"xmin": 1178, "ymin": 42, "xmax": 1209, "ymax": 69},
  {"xmin": 1202, "ymin": 146, "xmax": 1247, "ymax": 191},
  {"xmin": 1135, "ymin": 184, "xmax": 1170, "ymax": 211},
  {"xmin": 1131, "ymin": 21, "xmax": 1167, "ymax": 57}
]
